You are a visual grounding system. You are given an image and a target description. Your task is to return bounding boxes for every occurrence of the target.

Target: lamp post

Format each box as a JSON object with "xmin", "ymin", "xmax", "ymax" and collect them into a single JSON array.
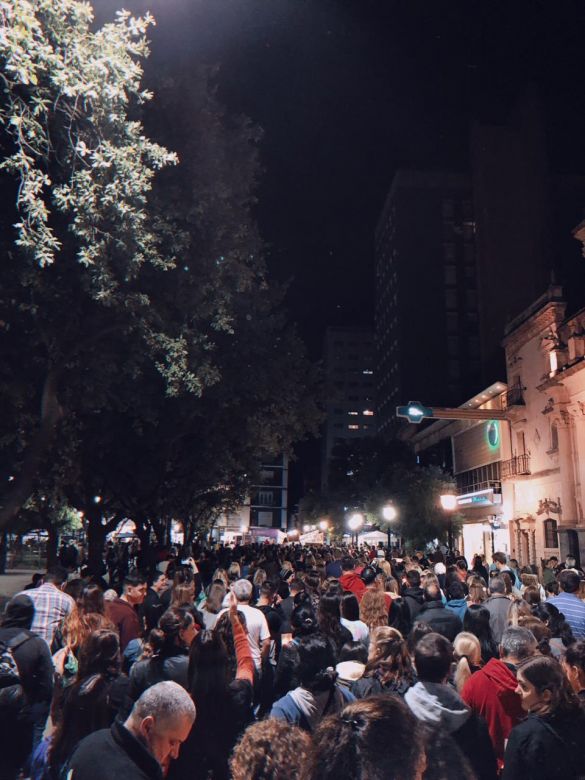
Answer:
[
  {"xmin": 440, "ymin": 494, "xmax": 457, "ymax": 551},
  {"xmin": 319, "ymin": 519, "xmax": 330, "ymax": 544},
  {"xmin": 382, "ymin": 504, "xmax": 398, "ymax": 549},
  {"xmin": 348, "ymin": 512, "xmax": 364, "ymax": 546}
]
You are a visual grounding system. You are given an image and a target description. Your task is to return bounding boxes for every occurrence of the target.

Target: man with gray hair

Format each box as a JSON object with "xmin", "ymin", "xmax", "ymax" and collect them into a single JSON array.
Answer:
[
  {"xmin": 461, "ymin": 626, "xmax": 536, "ymax": 765},
  {"xmin": 483, "ymin": 576, "xmax": 511, "ymax": 643},
  {"xmin": 218, "ymin": 579, "xmax": 270, "ymax": 672},
  {"xmin": 67, "ymin": 681, "xmax": 195, "ymax": 779}
]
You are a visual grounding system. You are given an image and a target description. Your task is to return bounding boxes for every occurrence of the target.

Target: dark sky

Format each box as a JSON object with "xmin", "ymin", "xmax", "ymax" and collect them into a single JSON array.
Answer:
[
  {"xmin": 98, "ymin": 0, "xmax": 585, "ymax": 356},
  {"xmin": 95, "ymin": 0, "xmax": 585, "ymax": 495}
]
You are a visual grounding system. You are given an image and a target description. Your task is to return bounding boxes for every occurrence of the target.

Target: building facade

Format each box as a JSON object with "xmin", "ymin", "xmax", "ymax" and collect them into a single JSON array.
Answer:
[{"xmin": 322, "ymin": 327, "xmax": 376, "ymax": 487}]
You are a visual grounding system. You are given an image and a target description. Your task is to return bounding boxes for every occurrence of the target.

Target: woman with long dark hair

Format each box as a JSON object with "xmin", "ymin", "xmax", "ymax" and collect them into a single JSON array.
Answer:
[
  {"xmin": 463, "ymin": 604, "xmax": 498, "ymax": 664},
  {"xmin": 563, "ymin": 639, "xmax": 585, "ymax": 699},
  {"xmin": 128, "ymin": 607, "xmax": 197, "ymax": 699},
  {"xmin": 200, "ymin": 582, "xmax": 226, "ymax": 630},
  {"xmin": 34, "ymin": 629, "xmax": 128, "ymax": 780},
  {"xmin": 351, "ymin": 626, "xmax": 415, "ymax": 699},
  {"xmin": 318, "ymin": 590, "xmax": 352, "ymax": 659},
  {"xmin": 273, "ymin": 600, "xmax": 319, "ymax": 700},
  {"xmin": 340, "ymin": 592, "xmax": 369, "ymax": 643},
  {"xmin": 503, "ymin": 655, "xmax": 585, "ymax": 779},
  {"xmin": 532, "ymin": 602, "xmax": 574, "ymax": 657},
  {"xmin": 270, "ymin": 633, "xmax": 355, "ymax": 732},
  {"xmin": 168, "ymin": 592, "xmax": 254, "ymax": 780}
]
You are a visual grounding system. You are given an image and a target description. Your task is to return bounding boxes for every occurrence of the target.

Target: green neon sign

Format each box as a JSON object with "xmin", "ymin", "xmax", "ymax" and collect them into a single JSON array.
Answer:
[{"xmin": 486, "ymin": 421, "xmax": 499, "ymax": 449}]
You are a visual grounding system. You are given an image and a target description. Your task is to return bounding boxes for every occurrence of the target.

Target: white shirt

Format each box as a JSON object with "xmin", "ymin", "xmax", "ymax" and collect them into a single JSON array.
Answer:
[
  {"xmin": 341, "ymin": 617, "xmax": 370, "ymax": 643},
  {"xmin": 217, "ymin": 603, "xmax": 270, "ymax": 670}
]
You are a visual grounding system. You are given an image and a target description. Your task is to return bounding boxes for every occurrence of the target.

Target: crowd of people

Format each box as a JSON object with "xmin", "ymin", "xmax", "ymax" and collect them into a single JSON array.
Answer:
[{"xmin": 2, "ymin": 541, "xmax": 585, "ymax": 779}]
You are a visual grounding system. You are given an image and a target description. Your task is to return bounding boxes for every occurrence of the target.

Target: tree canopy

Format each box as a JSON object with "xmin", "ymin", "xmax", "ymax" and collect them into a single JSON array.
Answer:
[{"xmin": 0, "ymin": 1, "xmax": 321, "ymax": 554}]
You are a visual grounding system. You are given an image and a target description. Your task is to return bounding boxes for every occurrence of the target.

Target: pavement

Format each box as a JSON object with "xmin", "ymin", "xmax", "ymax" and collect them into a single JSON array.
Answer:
[{"xmin": 0, "ymin": 569, "xmax": 38, "ymax": 610}]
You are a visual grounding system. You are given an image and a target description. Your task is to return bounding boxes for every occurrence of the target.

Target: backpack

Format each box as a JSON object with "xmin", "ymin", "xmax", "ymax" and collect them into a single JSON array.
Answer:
[{"xmin": 0, "ymin": 632, "xmax": 30, "ymax": 715}]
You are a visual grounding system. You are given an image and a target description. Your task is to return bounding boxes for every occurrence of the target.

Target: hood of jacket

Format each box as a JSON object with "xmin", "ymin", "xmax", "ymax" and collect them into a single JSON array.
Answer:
[
  {"xmin": 479, "ymin": 657, "xmax": 518, "ymax": 691},
  {"xmin": 2, "ymin": 594, "xmax": 34, "ymax": 629},
  {"xmin": 339, "ymin": 572, "xmax": 365, "ymax": 590},
  {"xmin": 405, "ymin": 681, "xmax": 471, "ymax": 733},
  {"xmin": 336, "ymin": 661, "xmax": 365, "ymax": 682},
  {"xmin": 446, "ymin": 598, "xmax": 467, "ymax": 611},
  {"xmin": 403, "ymin": 587, "xmax": 425, "ymax": 604},
  {"xmin": 289, "ymin": 685, "xmax": 345, "ymax": 732}
]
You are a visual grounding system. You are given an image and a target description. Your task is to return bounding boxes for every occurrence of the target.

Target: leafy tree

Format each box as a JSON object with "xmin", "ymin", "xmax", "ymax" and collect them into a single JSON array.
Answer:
[
  {"xmin": 302, "ymin": 438, "xmax": 458, "ymax": 548},
  {"xmin": 0, "ymin": 3, "xmax": 322, "ymax": 564}
]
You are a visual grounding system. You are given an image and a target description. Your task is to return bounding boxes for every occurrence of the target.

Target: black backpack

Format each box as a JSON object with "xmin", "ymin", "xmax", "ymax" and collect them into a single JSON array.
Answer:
[{"xmin": 0, "ymin": 632, "xmax": 30, "ymax": 714}]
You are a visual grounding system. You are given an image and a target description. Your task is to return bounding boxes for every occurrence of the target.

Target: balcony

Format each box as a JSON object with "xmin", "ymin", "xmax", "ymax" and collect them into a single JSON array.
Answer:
[
  {"xmin": 505, "ymin": 383, "xmax": 525, "ymax": 407},
  {"xmin": 501, "ymin": 454, "xmax": 531, "ymax": 479}
]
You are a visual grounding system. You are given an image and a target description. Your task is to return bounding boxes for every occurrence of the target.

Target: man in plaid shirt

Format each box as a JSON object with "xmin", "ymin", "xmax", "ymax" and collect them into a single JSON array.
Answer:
[{"xmin": 17, "ymin": 566, "xmax": 75, "ymax": 645}]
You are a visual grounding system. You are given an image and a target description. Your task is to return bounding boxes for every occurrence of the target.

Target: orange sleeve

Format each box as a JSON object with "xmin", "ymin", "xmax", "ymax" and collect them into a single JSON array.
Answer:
[{"xmin": 231, "ymin": 612, "xmax": 255, "ymax": 684}]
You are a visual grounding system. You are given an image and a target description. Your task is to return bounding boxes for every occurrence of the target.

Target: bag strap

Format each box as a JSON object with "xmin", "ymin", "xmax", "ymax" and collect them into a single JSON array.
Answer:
[{"xmin": 6, "ymin": 632, "xmax": 30, "ymax": 651}]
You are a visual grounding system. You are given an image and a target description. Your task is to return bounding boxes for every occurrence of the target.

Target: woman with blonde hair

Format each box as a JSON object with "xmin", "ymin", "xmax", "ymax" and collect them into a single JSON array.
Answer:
[
  {"xmin": 359, "ymin": 588, "xmax": 388, "ymax": 632},
  {"xmin": 227, "ymin": 562, "xmax": 241, "ymax": 582},
  {"xmin": 507, "ymin": 598, "xmax": 532, "ymax": 626},
  {"xmin": 453, "ymin": 631, "xmax": 482, "ymax": 692}
]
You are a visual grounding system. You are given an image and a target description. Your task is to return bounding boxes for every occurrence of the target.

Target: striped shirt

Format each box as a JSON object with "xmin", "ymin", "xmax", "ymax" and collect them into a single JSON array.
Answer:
[
  {"xmin": 548, "ymin": 591, "xmax": 585, "ymax": 639},
  {"xmin": 17, "ymin": 583, "xmax": 75, "ymax": 645}
]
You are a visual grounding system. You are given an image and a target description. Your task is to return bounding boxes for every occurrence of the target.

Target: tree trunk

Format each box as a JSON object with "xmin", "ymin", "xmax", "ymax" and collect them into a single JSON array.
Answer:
[
  {"xmin": 86, "ymin": 506, "xmax": 108, "ymax": 575},
  {"xmin": 46, "ymin": 524, "xmax": 59, "ymax": 569},
  {"xmin": 0, "ymin": 371, "xmax": 63, "ymax": 531},
  {"xmin": 0, "ymin": 531, "xmax": 8, "ymax": 574}
]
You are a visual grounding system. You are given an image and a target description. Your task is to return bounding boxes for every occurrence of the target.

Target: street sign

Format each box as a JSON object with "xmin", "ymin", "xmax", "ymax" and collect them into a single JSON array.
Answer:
[{"xmin": 396, "ymin": 401, "xmax": 434, "ymax": 423}]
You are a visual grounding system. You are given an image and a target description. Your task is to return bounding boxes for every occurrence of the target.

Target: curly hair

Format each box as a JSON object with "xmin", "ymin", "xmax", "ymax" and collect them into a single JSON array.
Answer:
[
  {"xmin": 359, "ymin": 589, "xmax": 388, "ymax": 631},
  {"xmin": 309, "ymin": 695, "xmax": 424, "ymax": 780},
  {"xmin": 230, "ymin": 719, "xmax": 311, "ymax": 780}
]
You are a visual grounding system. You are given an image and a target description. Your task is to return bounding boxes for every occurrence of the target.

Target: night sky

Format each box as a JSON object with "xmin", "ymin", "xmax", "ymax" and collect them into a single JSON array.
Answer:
[{"xmin": 95, "ymin": 0, "xmax": 585, "ymax": 496}]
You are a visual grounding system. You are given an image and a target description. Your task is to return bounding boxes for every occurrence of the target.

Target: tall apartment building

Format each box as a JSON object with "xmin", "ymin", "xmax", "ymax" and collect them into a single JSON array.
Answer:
[
  {"xmin": 375, "ymin": 171, "xmax": 481, "ymax": 435},
  {"xmin": 322, "ymin": 327, "xmax": 376, "ymax": 487},
  {"xmin": 375, "ymin": 92, "xmax": 585, "ymax": 435}
]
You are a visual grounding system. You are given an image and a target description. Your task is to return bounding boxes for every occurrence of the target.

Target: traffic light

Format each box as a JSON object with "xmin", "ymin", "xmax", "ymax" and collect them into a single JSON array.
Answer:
[{"xmin": 396, "ymin": 401, "xmax": 434, "ymax": 424}]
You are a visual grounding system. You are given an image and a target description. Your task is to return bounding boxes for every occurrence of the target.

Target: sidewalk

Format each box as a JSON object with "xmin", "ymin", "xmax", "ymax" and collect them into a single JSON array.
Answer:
[{"xmin": 0, "ymin": 569, "xmax": 38, "ymax": 610}]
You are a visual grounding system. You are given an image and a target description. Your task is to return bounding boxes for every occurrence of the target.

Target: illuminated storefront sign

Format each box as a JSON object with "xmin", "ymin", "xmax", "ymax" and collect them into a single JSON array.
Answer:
[{"xmin": 457, "ymin": 488, "xmax": 502, "ymax": 507}]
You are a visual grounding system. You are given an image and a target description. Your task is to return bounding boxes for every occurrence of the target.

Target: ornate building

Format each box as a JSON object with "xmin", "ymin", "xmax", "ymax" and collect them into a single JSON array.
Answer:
[{"xmin": 502, "ymin": 284, "xmax": 585, "ymax": 568}]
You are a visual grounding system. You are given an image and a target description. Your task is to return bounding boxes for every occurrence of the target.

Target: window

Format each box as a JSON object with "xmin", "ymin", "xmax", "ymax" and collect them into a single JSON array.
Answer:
[
  {"xmin": 363, "ymin": 410, "xmax": 374, "ymax": 416},
  {"xmin": 348, "ymin": 424, "xmax": 359, "ymax": 430},
  {"xmin": 444, "ymin": 265, "xmax": 457, "ymax": 286},
  {"xmin": 551, "ymin": 422, "xmax": 559, "ymax": 451},
  {"xmin": 445, "ymin": 289, "xmax": 458, "ymax": 311},
  {"xmin": 544, "ymin": 518, "xmax": 559, "ymax": 548},
  {"xmin": 348, "ymin": 411, "xmax": 359, "ymax": 416}
]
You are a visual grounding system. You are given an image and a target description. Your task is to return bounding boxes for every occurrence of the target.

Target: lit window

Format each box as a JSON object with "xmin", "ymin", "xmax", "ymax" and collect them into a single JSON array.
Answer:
[
  {"xmin": 549, "ymin": 351, "xmax": 558, "ymax": 374},
  {"xmin": 363, "ymin": 410, "xmax": 374, "ymax": 416},
  {"xmin": 348, "ymin": 424, "xmax": 359, "ymax": 430},
  {"xmin": 363, "ymin": 369, "xmax": 373, "ymax": 375},
  {"xmin": 348, "ymin": 411, "xmax": 359, "ymax": 416}
]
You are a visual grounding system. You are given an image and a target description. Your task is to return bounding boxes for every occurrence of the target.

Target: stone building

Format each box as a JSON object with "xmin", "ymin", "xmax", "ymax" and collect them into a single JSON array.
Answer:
[{"xmin": 502, "ymin": 284, "xmax": 585, "ymax": 568}]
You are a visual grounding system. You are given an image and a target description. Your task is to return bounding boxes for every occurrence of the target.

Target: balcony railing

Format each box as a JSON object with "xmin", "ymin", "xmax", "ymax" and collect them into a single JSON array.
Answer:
[
  {"xmin": 505, "ymin": 383, "xmax": 525, "ymax": 407},
  {"xmin": 501, "ymin": 454, "xmax": 531, "ymax": 479}
]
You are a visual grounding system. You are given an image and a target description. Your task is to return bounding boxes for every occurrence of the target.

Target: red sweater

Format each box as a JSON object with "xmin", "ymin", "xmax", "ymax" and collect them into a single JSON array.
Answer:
[
  {"xmin": 105, "ymin": 598, "xmax": 141, "ymax": 652},
  {"xmin": 461, "ymin": 658, "xmax": 524, "ymax": 764}
]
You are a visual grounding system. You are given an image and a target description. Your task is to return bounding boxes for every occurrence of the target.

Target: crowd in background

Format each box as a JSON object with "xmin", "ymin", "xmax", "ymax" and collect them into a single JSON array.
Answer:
[{"xmin": 2, "ymin": 540, "xmax": 585, "ymax": 779}]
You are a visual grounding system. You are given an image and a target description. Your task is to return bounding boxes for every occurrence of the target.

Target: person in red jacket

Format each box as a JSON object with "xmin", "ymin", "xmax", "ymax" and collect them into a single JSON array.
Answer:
[
  {"xmin": 461, "ymin": 625, "xmax": 536, "ymax": 767},
  {"xmin": 339, "ymin": 557, "xmax": 366, "ymax": 602}
]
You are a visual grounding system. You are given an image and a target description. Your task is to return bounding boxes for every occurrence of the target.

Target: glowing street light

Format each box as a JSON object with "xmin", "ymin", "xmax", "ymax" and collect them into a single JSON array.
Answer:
[
  {"xmin": 319, "ymin": 519, "xmax": 329, "ymax": 532},
  {"xmin": 348, "ymin": 512, "xmax": 364, "ymax": 531},
  {"xmin": 303, "ymin": 524, "xmax": 311, "ymax": 533},
  {"xmin": 382, "ymin": 505, "xmax": 397, "ymax": 522},
  {"xmin": 440, "ymin": 493, "xmax": 457, "ymax": 549},
  {"xmin": 440, "ymin": 494, "xmax": 457, "ymax": 511}
]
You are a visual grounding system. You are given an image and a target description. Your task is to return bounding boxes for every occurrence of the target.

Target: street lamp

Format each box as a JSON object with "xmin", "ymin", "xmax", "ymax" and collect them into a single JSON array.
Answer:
[
  {"xmin": 382, "ymin": 504, "xmax": 398, "ymax": 549},
  {"xmin": 440, "ymin": 494, "xmax": 457, "ymax": 550},
  {"xmin": 303, "ymin": 524, "xmax": 311, "ymax": 534},
  {"xmin": 348, "ymin": 512, "xmax": 364, "ymax": 545}
]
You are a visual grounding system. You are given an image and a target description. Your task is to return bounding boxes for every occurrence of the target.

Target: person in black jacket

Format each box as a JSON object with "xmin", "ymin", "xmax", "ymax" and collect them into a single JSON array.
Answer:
[
  {"xmin": 67, "ymin": 680, "xmax": 195, "ymax": 780},
  {"xmin": 0, "ymin": 594, "xmax": 54, "ymax": 780},
  {"xmin": 405, "ymin": 632, "xmax": 497, "ymax": 780},
  {"xmin": 417, "ymin": 583, "xmax": 463, "ymax": 641},
  {"xmin": 351, "ymin": 626, "xmax": 415, "ymax": 700},
  {"xmin": 503, "ymin": 655, "xmax": 585, "ymax": 780},
  {"xmin": 402, "ymin": 569, "xmax": 425, "ymax": 628},
  {"xmin": 128, "ymin": 608, "xmax": 197, "ymax": 704}
]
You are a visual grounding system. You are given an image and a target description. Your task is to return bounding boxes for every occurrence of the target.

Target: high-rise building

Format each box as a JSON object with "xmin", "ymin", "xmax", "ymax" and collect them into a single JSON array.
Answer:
[
  {"xmin": 376, "ymin": 92, "xmax": 585, "ymax": 435},
  {"xmin": 375, "ymin": 171, "xmax": 481, "ymax": 436},
  {"xmin": 321, "ymin": 326, "xmax": 376, "ymax": 487}
]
